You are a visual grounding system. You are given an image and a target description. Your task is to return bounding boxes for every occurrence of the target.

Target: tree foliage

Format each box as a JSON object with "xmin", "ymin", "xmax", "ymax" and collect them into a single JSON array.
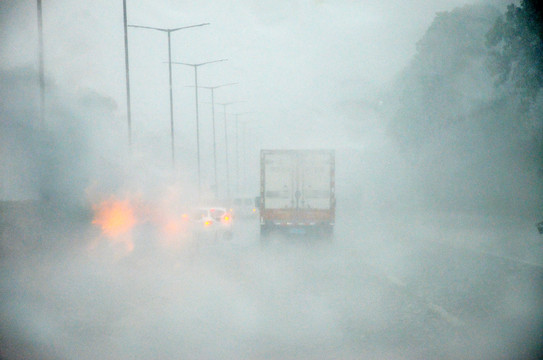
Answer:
[
  {"xmin": 486, "ymin": 0, "xmax": 543, "ymax": 107},
  {"xmin": 387, "ymin": 3, "xmax": 543, "ymax": 213},
  {"xmin": 390, "ymin": 4, "xmax": 499, "ymax": 148}
]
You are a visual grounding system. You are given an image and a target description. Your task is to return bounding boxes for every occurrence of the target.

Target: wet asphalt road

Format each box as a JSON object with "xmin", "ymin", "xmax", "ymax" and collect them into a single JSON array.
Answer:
[{"xmin": 1, "ymin": 211, "xmax": 543, "ymax": 359}]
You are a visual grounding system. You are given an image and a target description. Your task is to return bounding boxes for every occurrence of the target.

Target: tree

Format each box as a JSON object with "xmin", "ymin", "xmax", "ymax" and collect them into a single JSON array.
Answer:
[
  {"xmin": 386, "ymin": 4, "xmax": 543, "ymax": 213},
  {"xmin": 390, "ymin": 4, "xmax": 499, "ymax": 148},
  {"xmin": 486, "ymin": 0, "xmax": 543, "ymax": 109}
]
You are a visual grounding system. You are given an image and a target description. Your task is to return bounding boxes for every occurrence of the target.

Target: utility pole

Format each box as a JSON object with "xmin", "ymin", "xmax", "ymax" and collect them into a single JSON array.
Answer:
[
  {"xmin": 231, "ymin": 112, "xmax": 252, "ymax": 195},
  {"xmin": 128, "ymin": 23, "xmax": 209, "ymax": 166},
  {"xmin": 192, "ymin": 83, "xmax": 237, "ymax": 198},
  {"xmin": 122, "ymin": 0, "xmax": 132, "ymax": 149},
  {"xmin": 171, "ymin": 60, "xmax": 227, "ymax": 197},
  {"xmin": 37, "ymin": 0, "xmax": 45, "ymax": 127},
  {"xmin": 241, "ymin": 120, "xmax": 248, "ymax": 192},
  {"xmin": 216, "ymin": 101, "xmax": 244, "ymax": 200}
]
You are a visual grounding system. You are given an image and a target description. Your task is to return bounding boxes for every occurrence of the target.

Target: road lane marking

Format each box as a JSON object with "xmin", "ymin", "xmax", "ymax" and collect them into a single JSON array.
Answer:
[
  {"xmin": 426, "ymin": 302, "xmax": 463, "ymax": 327},
  {"xmin": 382, "ymin": 273, "xmax": 464, "ymax": 327}
]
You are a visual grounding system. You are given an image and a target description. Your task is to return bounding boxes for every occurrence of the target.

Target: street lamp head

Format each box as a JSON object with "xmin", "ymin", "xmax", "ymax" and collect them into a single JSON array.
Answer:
[
  {"xmin": 171, "ymin": 59, "xmax": 228, "ymax": 67},
  {"xmin": 128, "ymin": 23, "xmax": 210, "ymax": 32},
  {"xmin": 127, "ymin": 24, "xmax": 167, "ymax": 31},
  {"xmin": 196, "ymin": 59, "xmax": 227, "ymax": 67},
  {"xmin": 186, "ymin": 82, "xmax": 238, "ymax": 90},
  {"xmin": 208, "ymin": 82, "xmax": 238, "ymax": 89},
  {"xmin": 170, "ymin": 23, "xmax": 210, "ymax": 32}
]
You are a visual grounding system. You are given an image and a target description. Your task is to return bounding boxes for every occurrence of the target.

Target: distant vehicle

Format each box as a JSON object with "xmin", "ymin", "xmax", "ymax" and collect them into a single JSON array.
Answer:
[
  {"xmin": 260, "ymin": 149, "xmax": 335, "ymax": 239},
  {"xmin": 231, "ymin": 196, "xmax": 258, "ymax": 218},
  {"xmin": 188, "ymin": 207, "xmax": 233, "ymax": 240}
]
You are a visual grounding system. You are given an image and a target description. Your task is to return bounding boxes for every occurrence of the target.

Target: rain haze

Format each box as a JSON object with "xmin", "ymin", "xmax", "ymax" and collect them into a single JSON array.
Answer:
[{"xmin": 1, "ymin": 0, "xmax": 543, "ymax": 359}]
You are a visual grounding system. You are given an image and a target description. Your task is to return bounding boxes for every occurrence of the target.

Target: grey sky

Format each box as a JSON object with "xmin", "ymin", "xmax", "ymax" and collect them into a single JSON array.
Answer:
[
  {"xmin": 0, "ymin": 0, "xmax": 512, "ymax": 195},
  {"xmin": 1, "ymin": 0, "xmax": 507, "ymax": 111}
]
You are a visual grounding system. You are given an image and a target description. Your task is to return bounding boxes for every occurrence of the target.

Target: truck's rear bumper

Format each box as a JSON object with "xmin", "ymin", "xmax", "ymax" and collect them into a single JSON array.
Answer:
[{"xmin": 260, "ymin": 222, "xmax": 334, "ymax": 238}]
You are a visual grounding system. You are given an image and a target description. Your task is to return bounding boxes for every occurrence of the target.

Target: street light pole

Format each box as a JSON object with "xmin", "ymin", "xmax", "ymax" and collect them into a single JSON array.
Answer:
[
  {"xmin": 231, "ymin": 112, "xmax": 252, "ymax": 195},
  {"xmin": 235, "ymin": 114, "xmax": 239, "ymax": 195},
  {"xmin": 241, "ymin": 120, "xmax": 248, "ymax": 192},
  {"xmin": 168, "ymin": 30, "xmax": 174, "ymax": 163},
  {"xmin": 171, "ymin": 60, "xmax": 227, "ymax": 197},
  {"xmin": 37, "ymin": 0, "xmax": 45, "ymax": 127},
  {"xmin": 128, "ymin": 23, "xmax": 209, "ymax": 166},
  {"xmin": 217, "ymin": 102, "xmax": 244, "ymax": 200},
  {"xmin": 122, "ymin": 0, "xmax": 132, "ymax": 149},
  {"xmin": 195, "ymin": 83, "xmax": 237, "ymax": 198}
]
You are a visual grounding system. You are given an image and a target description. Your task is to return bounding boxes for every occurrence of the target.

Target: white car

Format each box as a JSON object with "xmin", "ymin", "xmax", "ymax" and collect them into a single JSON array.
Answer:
[{"xmin": 189, "ymin": 207, "xmax": 233, "ymax": 240}]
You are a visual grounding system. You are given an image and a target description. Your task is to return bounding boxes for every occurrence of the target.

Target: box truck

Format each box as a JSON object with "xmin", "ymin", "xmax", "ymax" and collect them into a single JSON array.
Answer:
[{"xmin": 260, "ymin": 149, "xmax": 335, "ymax": 239}]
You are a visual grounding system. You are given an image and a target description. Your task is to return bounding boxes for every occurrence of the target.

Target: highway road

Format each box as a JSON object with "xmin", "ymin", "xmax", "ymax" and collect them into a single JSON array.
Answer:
[{"xmin": 1, "ymin": 203, "xmax": 542, "ymax": 359}]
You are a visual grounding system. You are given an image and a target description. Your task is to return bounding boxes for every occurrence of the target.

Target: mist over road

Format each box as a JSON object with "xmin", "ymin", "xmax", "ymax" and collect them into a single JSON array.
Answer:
[
  {"xmin": 1, "ymin": 151, "xmax": 542, "ymax": 359},
  {"xmin": 2, "ymin": 1, "xmax": 543, "ymax": 359}
]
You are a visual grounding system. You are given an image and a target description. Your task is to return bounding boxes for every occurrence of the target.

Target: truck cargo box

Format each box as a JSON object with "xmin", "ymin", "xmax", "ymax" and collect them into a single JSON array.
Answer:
[{"xmin": 260, "ymin": 149, "xmax": 335, "ymax": 238}]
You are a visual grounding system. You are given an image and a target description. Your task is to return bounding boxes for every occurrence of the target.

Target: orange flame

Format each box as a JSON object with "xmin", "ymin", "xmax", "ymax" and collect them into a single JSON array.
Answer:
[{"xmin": 92, "ymin": 198, "xmax": 137, "ymax": 237}]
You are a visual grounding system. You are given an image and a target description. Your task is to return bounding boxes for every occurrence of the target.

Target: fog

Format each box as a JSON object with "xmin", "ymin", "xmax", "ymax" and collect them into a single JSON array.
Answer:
[{"xmin": 2, "ymin": 0, "xmax": 543, "ymax": 359}]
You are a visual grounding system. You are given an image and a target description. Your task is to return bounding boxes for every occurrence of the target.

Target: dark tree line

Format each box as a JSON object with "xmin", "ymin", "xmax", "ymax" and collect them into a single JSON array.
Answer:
[
  {"xmin": 390, "ymin": 4, "xmax": 501, "ymax": 148},
  {"xmin": 387, "ymin": 1, "xmax": 543, "ymax": 213},
  {"xmin": 485, "ymin": 0, "xmax": 543, "ymax": 174},
  {"xmin": 486, "ymin": 0, "xmax": 543, "ymax": 110}
]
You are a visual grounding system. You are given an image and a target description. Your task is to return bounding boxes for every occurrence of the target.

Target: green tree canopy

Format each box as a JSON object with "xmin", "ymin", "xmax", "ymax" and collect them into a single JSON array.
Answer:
[
  {"xmin": 391, "ymin": 4, "xmax": 499, "ymax": 148},
  {"xmin": 486, "ymin": 0, "xmax": 543, "ymax": 107},
  {"xmin": 386, "ymin": 3, "xmax": 543, "ymax": 213}
]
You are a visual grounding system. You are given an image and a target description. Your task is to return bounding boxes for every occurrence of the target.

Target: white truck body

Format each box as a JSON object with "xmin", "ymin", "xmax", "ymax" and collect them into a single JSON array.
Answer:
[{"xmin": 260, "ymin": 149, "xmax": 335, "ymax": 237}]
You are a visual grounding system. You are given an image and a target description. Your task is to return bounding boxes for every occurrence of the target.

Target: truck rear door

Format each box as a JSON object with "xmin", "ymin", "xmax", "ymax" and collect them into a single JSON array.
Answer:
[
  {"xmin": 299, "ymin": 152, "xmax": 333, "ymax": 210},
  {"xmin": 262, "ymin": 152, "xmax": 295, "ymax": 209}
]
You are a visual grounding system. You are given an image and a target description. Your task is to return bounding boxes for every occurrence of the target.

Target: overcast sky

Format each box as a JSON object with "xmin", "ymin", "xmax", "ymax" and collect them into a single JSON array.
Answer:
[{"xmin": 0, "ymin": 0, "xmax": 512, "ymax": 197}]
